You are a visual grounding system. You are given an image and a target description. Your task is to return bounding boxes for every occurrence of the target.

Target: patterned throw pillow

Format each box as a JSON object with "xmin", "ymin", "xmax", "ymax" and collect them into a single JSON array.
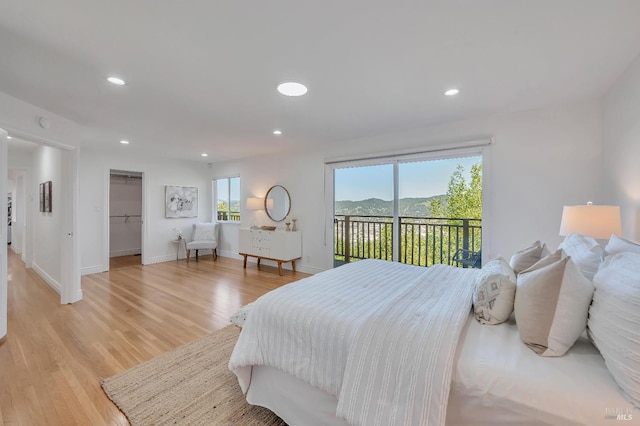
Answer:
[{"xmin": 473, "ymin": 257, "xmax": 517, "ymax": 325}]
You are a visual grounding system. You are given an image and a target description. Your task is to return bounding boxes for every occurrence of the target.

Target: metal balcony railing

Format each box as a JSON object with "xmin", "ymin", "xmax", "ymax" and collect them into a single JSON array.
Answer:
[
  {"xmin": 334, "ymin": 215, "xmax": 481, "ymax": 268},
  {"xmin": 217, "ymin": 211, "xmax": 241, "ymax": 221}
]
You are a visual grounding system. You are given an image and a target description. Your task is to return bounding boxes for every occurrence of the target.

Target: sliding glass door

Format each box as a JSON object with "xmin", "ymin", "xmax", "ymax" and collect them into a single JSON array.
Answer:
[{"xmin": 333, "ymin": 153, "xmax": 482, "ymax": 268}]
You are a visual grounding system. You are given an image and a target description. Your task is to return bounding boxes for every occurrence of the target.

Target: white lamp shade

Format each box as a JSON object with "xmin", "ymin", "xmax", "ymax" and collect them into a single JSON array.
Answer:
[
  {"xmin": 246, "ymin": 197, "xmax": 263, "ymax": 210},
  {"xmin": 559, "ymin": 205, "xmax": 621, "ymax": 239}
]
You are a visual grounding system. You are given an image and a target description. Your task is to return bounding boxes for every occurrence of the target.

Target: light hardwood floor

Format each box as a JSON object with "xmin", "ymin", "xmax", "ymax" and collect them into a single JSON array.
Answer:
[{"xmin": 0, "ymin": 250, "xmax": 306, "ymax": 425}]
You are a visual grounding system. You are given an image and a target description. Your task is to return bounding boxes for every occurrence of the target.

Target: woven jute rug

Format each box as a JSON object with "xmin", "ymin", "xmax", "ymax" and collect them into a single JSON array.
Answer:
[{"xmin": 101, "ymin": 325, "xmax": 286, "ymax": 425}]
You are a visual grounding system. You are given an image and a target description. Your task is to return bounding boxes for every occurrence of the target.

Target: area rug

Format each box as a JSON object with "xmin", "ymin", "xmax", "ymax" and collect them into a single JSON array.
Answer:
[{"xmin": 101, "ymin": 325, "xmax": 286, "ymax": 425}]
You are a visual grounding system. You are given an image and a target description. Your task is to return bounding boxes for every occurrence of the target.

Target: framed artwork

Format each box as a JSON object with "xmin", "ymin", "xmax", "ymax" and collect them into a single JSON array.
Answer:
[
  {"xmin": 165, "ymin": 185, "xmax": 198, "ymax": 218},
  {"xmin": 39, "ymin": 183, "xmax": 44, "ymax": 212},
  {"xmin": 44, "ymin": 181, "xmax": 52, "ymax": 213}
]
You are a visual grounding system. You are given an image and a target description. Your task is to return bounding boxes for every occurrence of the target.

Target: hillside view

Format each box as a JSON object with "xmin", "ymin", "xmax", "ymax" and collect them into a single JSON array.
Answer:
[{"xmin": 335, "ymin": 195, "xmax": 445, "ymax": 217}]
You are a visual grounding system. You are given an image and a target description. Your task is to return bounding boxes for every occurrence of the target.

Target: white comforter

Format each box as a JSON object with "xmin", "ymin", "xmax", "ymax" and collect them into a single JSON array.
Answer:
[{"xmin": 229, "ymin": 259, "xmax": 478, "ymax": 426}]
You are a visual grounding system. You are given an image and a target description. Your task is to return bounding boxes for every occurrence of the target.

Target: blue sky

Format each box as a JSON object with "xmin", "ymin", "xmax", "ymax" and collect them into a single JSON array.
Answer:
[{"xmin": 334, "ymin": 155, "xmax": 481, "ymax": 201}]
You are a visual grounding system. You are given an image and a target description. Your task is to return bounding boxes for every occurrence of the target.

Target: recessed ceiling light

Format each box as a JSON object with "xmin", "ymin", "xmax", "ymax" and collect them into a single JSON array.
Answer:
[
  {"xmin": 201, "ymin": 153, "xmax": 208, "ymax": 157},
  {"xmin": 277, "ymin": 81, "xmax": 308, "ymax": 97},
  {"xmin": 7, "ymin": 135, "xmax": 12, "ymax": 139},
  {"xmin": 120, "ymin": 140, "xmax": 129, "ymax": 144},
  {"xmin": 107, "ymin": 76, "xmax": 126, "ymax": 86},
  {"xmin": 445, "ymin": 88, "xmax": 460, "ymax": 96},
  {"xmin": 273, "ymin": 130, "xmax": 282, "ymax": 135}
]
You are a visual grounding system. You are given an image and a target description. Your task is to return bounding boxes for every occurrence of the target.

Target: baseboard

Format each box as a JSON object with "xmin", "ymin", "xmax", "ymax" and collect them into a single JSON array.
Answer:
[
  {"xmin": 218, "ymin": 251, "xmax": 323, "ymax": 275},
  {"xmin": 81, "ymin": 265, "xmax": 106, "ymax": 276},
  {"xmin": 109, "ymin": 249, "xmax": 141, "ymax": 257},
  {"xmin": 32, "ymin": 262, "xmax": 62, "ymax": 295},
  {"xmin": 145, "ymin": 254, "xmax": 182, "ymax": 265},
  {"xmin": 218, "ymin": 250, "xmax": 243, "ymax": 260},
  {"xmin": 9, "ymin": 245, "xmax": 22, "ymax": 255},
  {"xmin": 296, "ymin": 264, "xmax": 324, "ymax": 275}
]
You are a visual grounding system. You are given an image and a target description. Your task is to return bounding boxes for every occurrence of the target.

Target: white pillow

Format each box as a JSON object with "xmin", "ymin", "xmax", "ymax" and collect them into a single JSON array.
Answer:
[
  {"xmin": 588, "ymin": 252, "xmax": 640, "ymax": 407},
  {"xmin": 514, "ymin": 254, "xmax": 594, "ymax": 357},
  {"xmin": 605, "ymin": 234, "xmax": 640, "ymax": 256},
  {"xmin": 509, "ymin": 240, "xmax": 547, "ymax": 275},
  {"xmin": 473, "ymin": 257, "xmax": 516, "ymax": 325},
  {"xmin": 558, "ymin": 233, "xmax": 604, "ymax": 281}
]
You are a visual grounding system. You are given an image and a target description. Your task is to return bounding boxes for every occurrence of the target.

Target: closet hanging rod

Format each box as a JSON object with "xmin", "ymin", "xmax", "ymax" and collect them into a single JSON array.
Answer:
[{"xmin": 110, "ymin": 214, "xmax": 142, "ymax": 223}]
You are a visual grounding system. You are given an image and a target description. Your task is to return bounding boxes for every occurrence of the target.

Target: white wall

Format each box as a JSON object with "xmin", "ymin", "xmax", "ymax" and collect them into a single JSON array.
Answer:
[
  {"xmin": 32, "ymin": 145, "xmax": 64, "ymax": 292},
  {"xmin": 603, "ymin": 53, "xmax": 640, "ymax": 241},
  {"xmin": 79, "ymin": 148, "xmax": 213, "ymax": 274},
  {"xmin": 212, "ymin": 100, "xmax": 603, "ymax": 272}
]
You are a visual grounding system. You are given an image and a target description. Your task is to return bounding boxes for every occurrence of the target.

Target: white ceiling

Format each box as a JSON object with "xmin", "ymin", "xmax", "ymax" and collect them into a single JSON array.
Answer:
[{"xmin": 2, "ymin": 1, "xmax": 640, "ymax": 162}]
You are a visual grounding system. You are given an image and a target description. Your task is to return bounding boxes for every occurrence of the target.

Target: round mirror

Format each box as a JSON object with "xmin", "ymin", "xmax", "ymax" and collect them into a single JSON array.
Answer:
[{"xmin": 265, "ymin": 185, "xmax": 291, "ymax": 222}]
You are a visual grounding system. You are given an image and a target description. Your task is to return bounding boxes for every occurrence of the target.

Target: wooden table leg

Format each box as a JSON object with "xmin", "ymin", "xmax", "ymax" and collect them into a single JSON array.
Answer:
[
  {"xmin": 242, "ymin": 254, "xmax": 248, "ymax": 268},
  {"xmin": 291, "ymin": 260, "xmax": 296, "ymax": 273},
  {"xmin": 277, "ymin": 261, "xmax": 283, "ymax": 276}
]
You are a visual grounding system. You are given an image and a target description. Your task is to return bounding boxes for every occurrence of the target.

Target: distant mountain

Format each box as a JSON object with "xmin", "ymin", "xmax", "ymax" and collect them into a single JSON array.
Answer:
[{"xmin": 335, "ymin": 196, "xmax": 445, "ymax": 217}]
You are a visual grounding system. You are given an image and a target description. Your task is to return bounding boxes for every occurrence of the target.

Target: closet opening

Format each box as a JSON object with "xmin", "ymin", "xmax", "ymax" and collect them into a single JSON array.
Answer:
[{"xmin": 109, "ymin": 170, "xmax": 143, "ymax": 269}]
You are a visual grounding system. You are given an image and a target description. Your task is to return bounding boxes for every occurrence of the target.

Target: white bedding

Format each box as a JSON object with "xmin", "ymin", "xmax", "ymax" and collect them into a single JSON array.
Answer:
[
  {"xmin": 229, "ymin": 259, "xmax": 478, "ymax": 426},
  {"xmin": 246, "ymin": 314, "xmax": 638, "ymax": 426},
  {"xmin": 449, "ymin": 313, "xmax": 639, "ymax": 426}
]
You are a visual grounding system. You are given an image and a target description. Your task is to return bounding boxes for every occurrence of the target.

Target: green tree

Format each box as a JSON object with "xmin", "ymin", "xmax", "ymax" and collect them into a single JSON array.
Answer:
[{"xmin": 430, "ymin": 163, "xmax": 482, "ymax": 219}]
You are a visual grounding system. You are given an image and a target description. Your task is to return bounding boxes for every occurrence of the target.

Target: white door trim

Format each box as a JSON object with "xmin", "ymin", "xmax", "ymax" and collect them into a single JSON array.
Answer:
[{"xmin": 1, "ymin": 128, "xmax": 8, "ymax": 338}]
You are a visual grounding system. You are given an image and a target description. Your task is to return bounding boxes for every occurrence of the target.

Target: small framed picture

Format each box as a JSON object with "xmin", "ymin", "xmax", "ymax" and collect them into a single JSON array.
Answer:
[
  {"xmin": 165, "ymin": 185, "xmax": 198, "ymax": 218},
  {"xmin": 39, "ymin": 183, "xmax": 44, "ymax": 212},
  {"xmin": 44, "ymin": 181, "xmax": 52, "ymax": 213}
]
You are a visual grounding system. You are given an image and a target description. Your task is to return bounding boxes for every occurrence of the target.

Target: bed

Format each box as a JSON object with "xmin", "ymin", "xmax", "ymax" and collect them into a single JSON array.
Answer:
[{"xmin": 229, "ymin": 251, "xmax": 639, "ymax": 425}]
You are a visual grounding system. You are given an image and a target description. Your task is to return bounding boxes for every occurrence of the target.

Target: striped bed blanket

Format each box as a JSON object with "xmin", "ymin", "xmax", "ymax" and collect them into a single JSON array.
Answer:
[{"xmin": 229, "ymin": 259, "xmax": 478, "ymax": 426}]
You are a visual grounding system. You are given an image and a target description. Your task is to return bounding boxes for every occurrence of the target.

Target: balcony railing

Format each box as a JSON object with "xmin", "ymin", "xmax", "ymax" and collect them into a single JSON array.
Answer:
[
  {"xmin": 217, "ymin": 211, "xmax": 241, "ymax": 221},
  {"xmin": 334, "ymin": 215, "xmax": 481, "ymax": 268}
]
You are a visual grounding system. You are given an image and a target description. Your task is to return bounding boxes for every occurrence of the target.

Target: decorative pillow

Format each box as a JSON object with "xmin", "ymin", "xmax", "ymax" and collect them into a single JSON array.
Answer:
[
  {"xmin": 192, "ymin": 222, "xmax": 218, "ymax": 241},
  {"xmin": 605, "ymin": 234, "xmax": 640, "ymax": 256},
  {"xmin": 514, "ymin": 255, "xmax": 594, "ymax": 357},
  {"xmin": 558, "ymin": 233, "xmax": 605, "ymax": 281},
  {"xmin": 509, "ymin": 241, "xmax": 547, "ymax": 274},
  {"xmin": 588, "ymin": 252, "xmax": 640, "ymax": 407},
  {"xmin": 520, "ymin": 248, "xmax": 565, "ymax": 273},
  {"xmin": 473, "ymin": 257, "xmax": 517, "ymax": 325}
]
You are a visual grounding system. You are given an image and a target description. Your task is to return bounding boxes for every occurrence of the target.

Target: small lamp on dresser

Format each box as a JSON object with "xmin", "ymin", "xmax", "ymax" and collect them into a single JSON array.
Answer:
[{"xmin": 246, "ymin": 197, "xmax": 263, "ymax": 229}]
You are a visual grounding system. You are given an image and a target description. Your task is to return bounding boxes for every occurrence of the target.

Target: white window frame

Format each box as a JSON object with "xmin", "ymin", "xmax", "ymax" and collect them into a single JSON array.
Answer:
[{"xmin": 213, "ymin": 175, "xmax": 241, "ymax": 223}]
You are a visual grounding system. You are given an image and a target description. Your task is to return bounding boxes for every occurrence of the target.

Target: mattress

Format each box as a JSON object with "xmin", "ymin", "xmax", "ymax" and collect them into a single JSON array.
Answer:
[{"xmin": 246, "ymin": 313, "xmax": 638, "ymax": 425}]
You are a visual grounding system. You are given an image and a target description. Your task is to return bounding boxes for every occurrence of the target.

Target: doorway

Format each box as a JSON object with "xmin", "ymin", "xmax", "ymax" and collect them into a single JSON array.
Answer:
[{"xmin": 108, "ymin": 170, "xmax": 143, "ymax": 269}]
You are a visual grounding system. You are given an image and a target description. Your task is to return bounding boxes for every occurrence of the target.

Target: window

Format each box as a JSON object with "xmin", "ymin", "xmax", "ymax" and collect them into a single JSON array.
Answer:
[{"xmin": 214, "ymin": 176, "xmax": 240, "ymax": 222}]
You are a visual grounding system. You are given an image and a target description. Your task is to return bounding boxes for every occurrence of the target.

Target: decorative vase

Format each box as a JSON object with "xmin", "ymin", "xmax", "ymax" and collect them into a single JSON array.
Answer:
[
  {"xmin": 285, "ymin": 221, "xmax": 291, "ymax": 231},
  {"xmin": 292, "ymin": 219, "xmax": 297, "ymax": 232}
]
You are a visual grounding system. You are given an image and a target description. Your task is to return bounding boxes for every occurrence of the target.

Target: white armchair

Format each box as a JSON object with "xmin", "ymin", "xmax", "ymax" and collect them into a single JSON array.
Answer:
[{"xmin": 185, "ymin": 222, "xmax": 219, "ymax": 263}]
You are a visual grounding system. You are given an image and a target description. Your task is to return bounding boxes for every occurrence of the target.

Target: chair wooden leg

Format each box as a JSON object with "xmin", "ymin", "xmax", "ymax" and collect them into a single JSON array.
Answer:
[
  {"xmin": 186, "ymin": 249, "xmax": 191, "ymax": 263},
  {"xmin": 213, "ymin": 249, "xmax": 217, "ymax": 261},
  {"xmin": 195, "ymin": 249, "xmax": 199, "ymax": 261}
]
